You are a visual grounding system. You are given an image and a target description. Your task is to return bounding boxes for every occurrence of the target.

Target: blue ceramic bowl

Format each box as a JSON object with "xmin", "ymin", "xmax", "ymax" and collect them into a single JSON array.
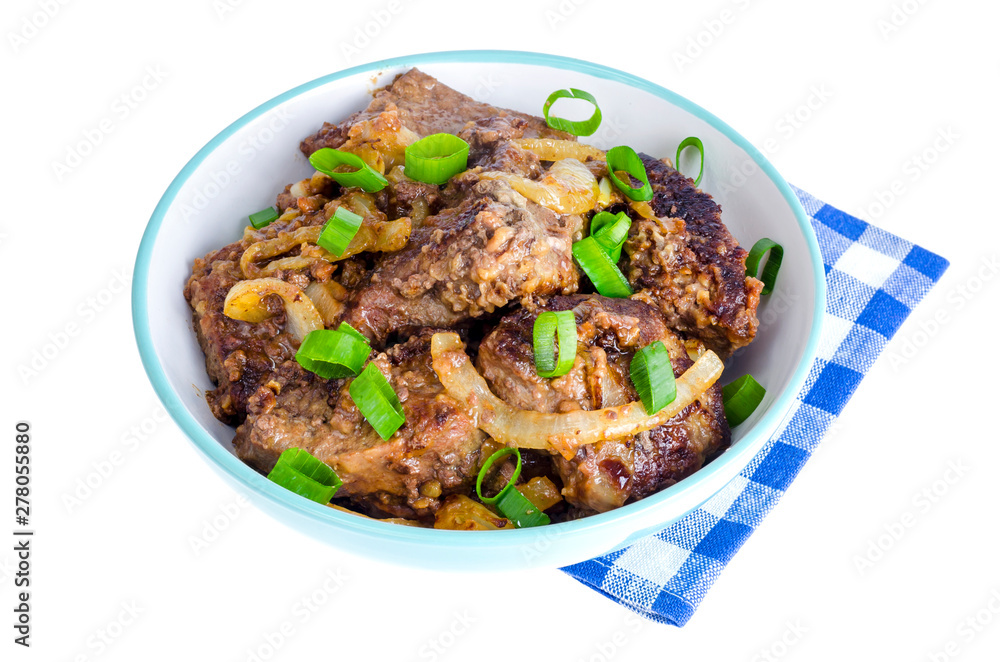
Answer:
[{"xmin": 133, "ymin": 50, "xmax": 825, "ymax": 570}]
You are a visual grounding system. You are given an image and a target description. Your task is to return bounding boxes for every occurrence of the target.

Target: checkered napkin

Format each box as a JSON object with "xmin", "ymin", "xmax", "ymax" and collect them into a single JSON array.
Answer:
[{"xmin": 560, "ymin": 186, "xmax": 949, "ymax": 626}]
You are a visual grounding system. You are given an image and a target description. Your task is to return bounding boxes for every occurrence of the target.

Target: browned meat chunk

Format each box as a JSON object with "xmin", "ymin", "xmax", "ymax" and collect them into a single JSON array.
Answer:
[
  {"xmin": 184, "ymin": 186, "xmax": 368, "ymax": 423},
  {"xmin": 457, "ymin": 115, "xmax": 542, "ymax": 179},
  {"xmin": 476, "ymin": 295, "xmax": 730, "ymax": 513},
  {"xmin": 624, "ymin": 154, "xmax": 763, "ymax": 357},
  {"xmin": 300, "ymin": 68, "xmax": 570, "ymax": 157},
  {"xmin": 343, "ymin": 178, "xmax": 583, "ymax": 345},
  {"xmin": 233, "ymin": 331, "xmax": 486, "ymax": 519},
  {"xmin": 184, "ymin": 242, "xmax": 299, "ymax": 424},
  {"xmin": 386, "ymin": 176, "xmax": 440, "ymax": 221}
]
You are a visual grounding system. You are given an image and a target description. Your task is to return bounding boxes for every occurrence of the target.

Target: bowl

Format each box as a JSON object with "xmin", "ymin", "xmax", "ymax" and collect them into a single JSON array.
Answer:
[{"xmin": 133, "ymin": 50, "xmax": 825, "ymax": 571}]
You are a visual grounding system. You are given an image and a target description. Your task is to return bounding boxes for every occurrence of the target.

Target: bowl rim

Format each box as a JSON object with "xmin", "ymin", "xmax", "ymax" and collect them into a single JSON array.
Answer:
[{"xmin": 132, "ymin": 49, "xmax": 826, "ymax": 555}]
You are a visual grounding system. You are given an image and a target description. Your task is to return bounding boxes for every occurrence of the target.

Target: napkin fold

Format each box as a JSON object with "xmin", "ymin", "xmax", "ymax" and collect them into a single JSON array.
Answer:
[{"xmin": 561, "ymin": 186, "xmax": 949, "ymax": 626}]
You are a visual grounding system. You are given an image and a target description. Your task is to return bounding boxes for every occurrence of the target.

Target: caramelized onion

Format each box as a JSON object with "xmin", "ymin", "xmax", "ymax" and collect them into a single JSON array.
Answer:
[
  {"xmin": 353, "ymin": 216, "xmax": 411, "ymax": 254},
  {"xmin": 629, "ymin": 200, "xmax": 656, "ymax": 220},
  {"xmin": 259, "ymin": 256, "xmax": 321, "ymax": 277},
  {"xmin": 240, "ymin": 217, "xmax": 411, "ymax": 278},
  {"xmin": 223, "ymin": 277, "xmax": 323, "ymax": 342},
  {"xmin": 430, "ymin": 332, "xmax": 724, "ymax": 459},
  {"xmin": 479, "ymin": 158, "xmax": 599, "ymax": 215},
  {"xmin": 518, "ymin": 476, "xmax": 563, "ymax": 512},
  {"xmin": 241, "ymin": 226, "xmax": 322, "ymax": 278},
  {"xmin": 597, "ymin": 177, "xmax": 613, "ymax": 208},
  {"xmin": 338, "ymin": 108, "xmax": 420, "ymax": 174},
  {"xmin": 433, "ymin": 495, "xmax": 514, "ymax": 531},
  {"xmin": 511, "ymin": 138, "xmax": 606, "ymax": 163},
  {"xmin": 304, "ymin": 281, "xmax": 347, "ymax": 326}
]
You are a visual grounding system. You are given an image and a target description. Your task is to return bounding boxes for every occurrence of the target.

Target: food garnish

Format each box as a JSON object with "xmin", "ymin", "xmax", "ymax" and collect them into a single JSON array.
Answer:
[
  {"xmin": 309, "ymin": 147, "xmax": 388, "ymax": 192},
  {"xmin": 532, "ymin": 310, "xmax": 577, "ymax": 379},
  {"xmin": 267, "ymin": 448, "xmax": 343, "ymax": 504},
  {"xmin": 675, "ymin": 136, "xmax": 705, "ymax": 187},
  {"xmin": 476, "ymin": 447, "xmax": 551, "ymax": 528},
  {"xmin": 295, "ymin": 323, "xmax": 371, "ymax": 379},
  {"xmin": 248, "ymin": 206, "xmax": 279, "ymax": 229},
  {"xmin": 542, "ymin": 88, "xmax": 602, "ymax": 136},
  {"xmin": 721, "ymin": 374, "xmax": 766, "ymax": 427},
  {"xmin": 348, "ymin": 363, "xmax": 405, "ymax": 441},
  {"xmin": 629, "ymin": 341, "xmax": 677, "ymax": 416},
  {"xmin": 403, "ymin": 133, "xmax": 470, "ymax": 185},
  {"xmin": 606, "ymin": 145, "xmax": 653, "ymax": 201},
  {"xmin": 572, "ymin": 237, "xmax": 633, "ymax": 298},
  {"xmin": 746, "ymin": 238, "xmax": 783, "ymax": 296},
  {"xmin": 318, "ymin": 207, "xmax": 364, "ymax": 257}
]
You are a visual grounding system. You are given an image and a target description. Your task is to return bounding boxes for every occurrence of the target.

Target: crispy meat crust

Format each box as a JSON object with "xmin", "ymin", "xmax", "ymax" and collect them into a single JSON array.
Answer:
[
  {"xmin": 184, "ymin": 242, "xmax": 298, "ymax": 424},
  {"xmin": 624, "ymin": 155, "xmax": 763, "ymax": 357}
]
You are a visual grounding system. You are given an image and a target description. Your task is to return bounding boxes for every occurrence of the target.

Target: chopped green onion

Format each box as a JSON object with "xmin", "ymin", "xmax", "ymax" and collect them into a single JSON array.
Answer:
[
  {"xmin": 309, "ymin": 148, "xmax": 388, "ymax": 192},
  {"xmin": 267, "ymin": 448, "xmax": 342, "ymax": 504},
  {"xmin": 675, "ymin": 136, "xmax": 705, "ymax": 187},
  {"xmin": 721, "ymin": 374, "xmax": 766, "ymax": 427},
  {"xmin": 606, "ymin": 146, "xmax": 653, "ymax": 202},
  {"xmin": 404, "ymin": 133, "xmax": 470, "ymax": 185},
  {"xmin": 295, "ymin": 323, "xmax": 371, "ymax": 379},
  {"xmin": 349, "ymin": 362, "xmax": 405, "ymax": 441},
  {"xmin": 533, "ymin": 310, "xmax": 577, "ymax": 378},
  {"xmin": 590, "ymin": 211, "xmax": 631, "ymax": 262},
  {"xmin": 476, "ymin": 447, "xmax": 520, "ymax": 506},
  {"xmin": 249, "ymin": 206, "xmax": 279, "ymax": 229},
  {"xmin": 746, "ymin": 238, "xmax": 783, "ymax": 295},
  {"xmin": 476, "ymin": 447, "xmax": 550, "ymax": 528},
  {"xmin": 336, "ymin": 321, "xmax": 369, "ymax": 344},
  {"xmin": 542, "ymin": 88, "xmax": 602, "ymax": 136},
  {"xmin": 572, "ymin": 237, "xmax": 633, "ymax": 298},
  {"xmin": 318, "ymin": 207, "xmax": 364, "ymax": 257},
  {"xmin": 629, "ymin": 341, "xmax": 677, "ymax": 415},
  {"xmin": 497, "ymin": 485, "xmax": 551, "ymax": 528}
]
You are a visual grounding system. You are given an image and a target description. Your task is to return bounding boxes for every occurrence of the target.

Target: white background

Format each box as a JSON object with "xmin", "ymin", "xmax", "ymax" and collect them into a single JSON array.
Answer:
[{"xmin": 2, "ymin": 0, "xmax": 998, "ymax": 660}]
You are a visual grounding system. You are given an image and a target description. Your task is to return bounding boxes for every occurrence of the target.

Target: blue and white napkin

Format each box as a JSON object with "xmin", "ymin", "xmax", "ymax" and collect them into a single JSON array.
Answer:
[{"xmin": 561, "ymin": 186, "xmax": 949, "ymax": 626}]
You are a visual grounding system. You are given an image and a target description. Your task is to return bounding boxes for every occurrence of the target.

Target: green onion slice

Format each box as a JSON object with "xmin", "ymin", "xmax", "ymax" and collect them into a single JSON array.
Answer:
[
  {"xmin": 606, "ymin": 146, "xmax": 653, "ymax": 202},
  {"xmin": 542, "ymin": 88, "xmax": 602, "ymax": 137},
  {"xmin": 572, "ymin": 237, "xmax": 633, "ymax": 298},
  {"xmin": 249, "ymin": 206, "xmax": 279, "ymax": 229},
  {"xmin": 533, "ymin": 310, "xmax": 577, "ymax": 378},
  {"xmin": 267, "ymin": 448, "xmax": 342, "ymax": 504},
  {"xmin": 336, "ymin": 321, "xmax": 369, "ymax": 344},
  {"xmin": 476, "ymin": 447, "xmax": 550, "ymax": 528},
  {"xmin": 349, "ymin": 362, "xmax": 405, "ymax": 441},
  {"xmin": 309, "ymin": 148, "xmax": 388, "ymax": 192},
  {"xmin": 675, "ymin": 136, "xmax": 705, "ymax": 187},
  {"xmin": 591, "ymin": 211, "xmax": 631, "ymax": 262},
  {"xmin": 295, "ymin": 323, "xmax": 372, "ymax": 379},
  {"xmin": 318, "ymin": 207, "xmax": 364, "ymax": 257},
  {"xmin": 721, "ymin": 374, "xmax": 766, "ymax": 427},
  {"xmin": 404, "ymin": 133, "xmax": 470, "ymax": 185},
  {"xmin": 629, "ymin": 341, "xmax": 677, "ymax": 415},
  {"xmin": 746, "ymin": 238, "xmax": 783, "ymax": 295}
]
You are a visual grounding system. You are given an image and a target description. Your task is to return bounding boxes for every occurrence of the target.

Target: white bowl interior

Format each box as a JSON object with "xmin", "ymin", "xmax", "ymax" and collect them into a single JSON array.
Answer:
[{"xmin": 138, "ymin": 54, "xmax": 822, "ymax": 569}]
